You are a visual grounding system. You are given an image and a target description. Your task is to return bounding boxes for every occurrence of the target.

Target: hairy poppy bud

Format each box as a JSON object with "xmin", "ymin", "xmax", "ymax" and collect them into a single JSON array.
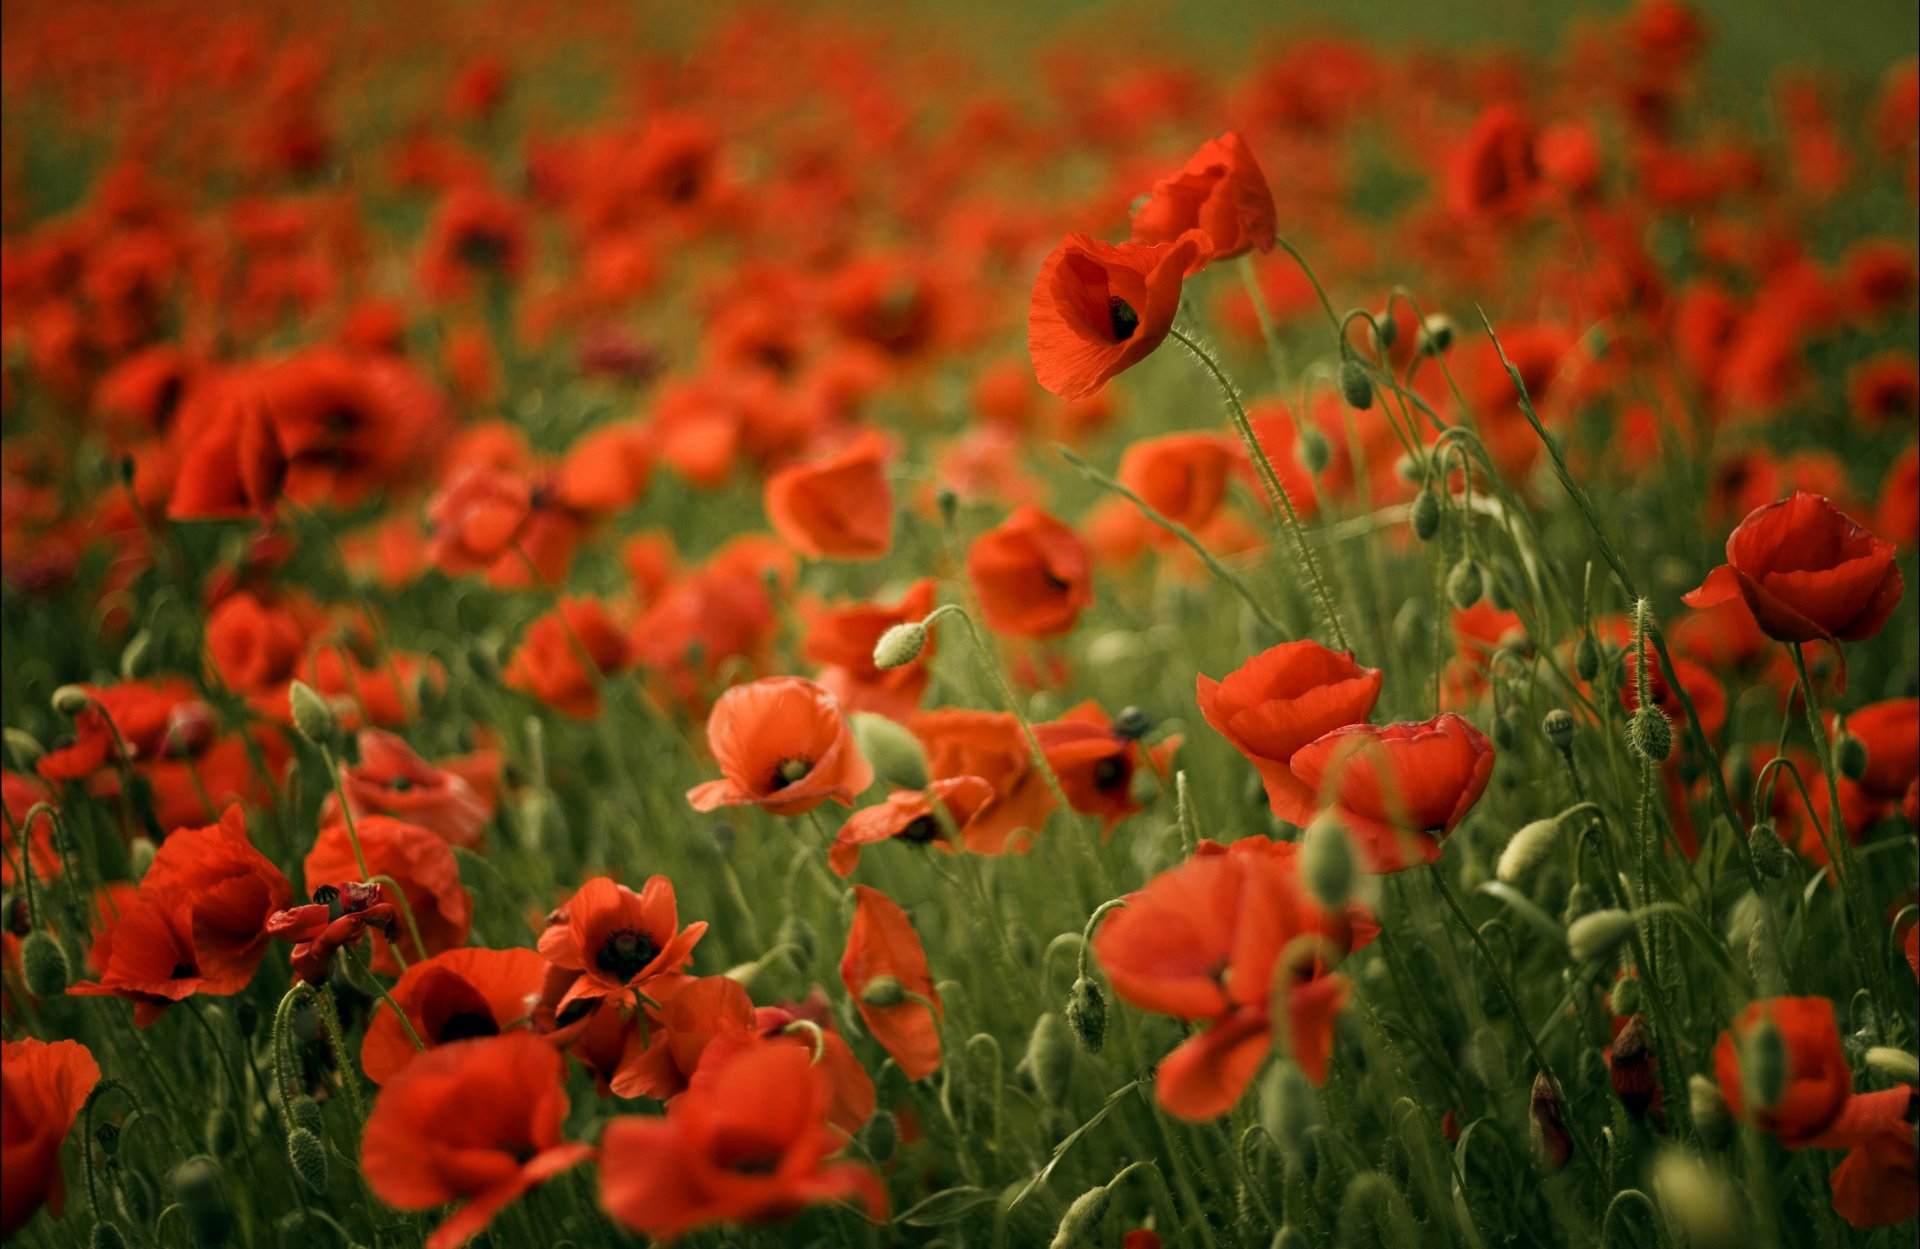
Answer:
[
  {"xmin": 1627, "ymin": 706, "xmax": 1673, "ymax": 763},
  {"xmin": 1568, "ymin": 909, "xmax": 1636, "ymax": 962},
  {"xmin": 21, "ymin": 932, "xmax": 70, "ymax": 996},
  {"xmin": 287, "ymin": 1127, "xmax": 329, "ymax": 1192},
  {"xmin": 1372, "ymin": 310, "xmax": 1398, "ymax": 350},
  {"xmin": 1747, "ymin": 822, "xmax": 1792, "ymax": 879},
  {"xmin": 1689, "ymin": 1074, "xmax": 1733, "ymax": 1148},
  {"xmin": 1418, "ymin": 314, "xmax": 1456, "ymax": 355},
  {"xmin": 859, "ymin": 975, "xmax": 905, "ymax": 1008},
  {"xmin": 1112, "ymin": 706, "xmax": 1152, "ymax": 741},
  {"xmin": 52, "ymin": 684, "xmax": 92, "ymax": 717},
  {"xmin": 1864, "ymin": 1046, "xmax": 1920, "ymax": 1085},
  {"xmin": 1542, "ymin": 708, "xmax": 1575, "ymax": 754},
  {"xmin": 1740, "ymin": 1016, "xmax": 1790, "ymax": 1113},
  {"xmin": 1446, "ymin": 557, "xmax": 1484, "ymax": 609},
  {"xmin": 1611, "ymin": 975, "xmax": 1645, "ymax": 1018},
  {"xmin": 861, "ymin": 1110, "xmax": 899, "ymax": 1162},
  {"xmin": 1065, "ymin": 976, "xmax": 1107, "ymax": 1054},
  {"xmin": 289, "ymin": 1095, "xmax": 325, "ymax": 1138},
  {"xmin": 288, "ymin": 681, "xmax": 339, "ymax": 745},
  {"xmin": 170, "ymin": 1157, "xmax": 232, "ymax": 1246},
  {"xmin": 1296, "ymin": 428, "xmax": 1331, "ymax": 474},
  {"xmin": 1258, "ymin": 1059, "xmax": 1316, "ymax": 1153},
  {"xmin": 1495, "ymin": 817, "xmax": 1561, "ymax": 883},
  {"xmin": 204, "ymin": 1106, "xmax": 238, "ymax": 1156},
  {"xmin": 849, "ymin": 713, "xmax": 928, "ymax": 791},
  {"xmin": 1653, "ymin": 1148, "xmax": 1742, "ymax": 1249},
  {"xmin": 1562, "ymin": 882, "xmax": 1602, "ymax": 924},
  {"xmin": 128, "ymin": 837, "xmax": 156, "ymax": 880},
  {"xmin": 1024, "ymin": 1012, "xmax": 1073, "ymax": 1106},
  {"xmin": 1302, "ymin": 813, "xmax": 1355, "ymax": 908},
  {"xmin": 1050, "ymin": 1185, "xmax": 1111, "ymax": 1249},
  {"xmin": 1339, "ymin": 358, "xmax": 1374, "ymax": 410},
  {"xmin": 1833, "ymin": 731, "xmax": 1868, "ymax": 782},
  {"xmin": 1529, "ymin": 1074, "xmax": 1573, "ymax": 1174},
  {"xmin": 1610, "ymin": 1014, "xmax": 1658, "ymax": 1123},
  {"xmin": 1574, "ymin": 635, "xmax": 1600, "ymax": 682},
  {"xmin": 1409, "ymin": 486, "xmax": 1442, "ymax": 541},
  {"xmin": 3, "ymin": 727, "xmax": 43, "ymax": 768},
  {"xmin": 873, "ymin": 621, "xmax": 928, "ymax": 670}
]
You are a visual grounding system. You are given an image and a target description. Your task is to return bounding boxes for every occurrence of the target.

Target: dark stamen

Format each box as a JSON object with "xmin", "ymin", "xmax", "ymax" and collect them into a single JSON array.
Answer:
[
  {"xmin": 595, "ymin": 927, "xmax": 661, "ymax": 982},
  {"xmin": 1108, "ymin": 296, "xmax": 1139, "ymax": 341}
]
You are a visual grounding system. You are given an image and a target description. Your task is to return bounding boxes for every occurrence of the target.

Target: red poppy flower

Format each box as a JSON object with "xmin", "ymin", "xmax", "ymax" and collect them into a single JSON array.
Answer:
[
  {"xmin": 555, "ymin": 423, "xmax": 655, "ymax": 516},
  {"xmin": 1035, "ymin": 701, "xmax": 1181, "ymax": 831},
  {"xmin": 418, "ymin": 186, "xmax": 531, "ymax": 300},
  {"xmin": 1683, "ymin": 492, "xmax": 1905, "ymax": 645},
  {"xmin": 910, "ymin": 709, "xmax": 1056, "ymax": 854},
  {"xmin": 362, "ymin": 1032, "xmax": 592, "ymax": 1249},
  {"xmin": 599, "ymin": 1037, "xmax": 887, "ymax": 1240},
  {"xmin": 304, "ymin": 816, "xmax": 473, "ymax": 973},
  {"xmin": 750, "ymin": 994, "xmax": 876, "ymax": 1135},
  {"xmin": 763, "ymin": 430, "xmax": 894, "ymax": 561},
  {"xmin": 427, "ymin": 464, "xmax": 534, "ymax": 576},
  {"xmin": 1848, "ymin": 351, "xmax": 1919, "ymax": 427},
  {"xmin": 267, "ymin": 880, "xmax": 401, "ymax": 985},
  {"xmin": 840, "ymin": 885, "xmax": 942, "ymax": 1080},
  {"xmin": 1287, "ymin": 714, "xmax": 1497, "ymax": 872},
  {"xmin": 535, "ymin": 876, "xmax": 706, "ymax": 1018},
  {"xmin": 687, "ymin": 677, "xmax": 873, "ymax": 816},
  {"xmin": 1879, "ymin": 446, "xmax": 1919, "ymax": 548},
  {"xmin": 67, "ymin": 891, "xmax": 203, "ymax": 1025},
  {"xmin": 1447, "ymin": 105, "xmax": 1541, "ymax": 219},
  {"xmin": 362, "ymin": 946, "xmax": 548, "ymax": 1084},
  {"xmin": 0, "ymin": 1037, "xmax": 100, "ymax": 1238},
  {"xmin": 1028, "ymin": 230, "xmax": 1211, "ymax": 400},
  {"xmin": 803, "ymin": 579, "xmax": 938, "ymax": 720},
  {"xmin": 967, "ymin": 505, "xmax": 1094, "ymax": 640},
  {"xmin": 1812, "ymin": 1085, "xmax": 1920, "ymax": 1229},
  {"xmin": 1115, "ymin": 432, "xmax": 1242, "ymax": 535},
  {"xmin": 36, "ymin": 678, "xmax": 197, "ymax": 783},
  {"xmin": 1195, "ymin": 642, "xmax": 1385, "ymax": 826},
  {"xmin": 1839, "ymin": 698, "xmax": 1919, "ymax": 806},
  {"xmin": 166, "ymin": 394, "xmax": 286, "ymax": 522},
  {"xmin": 138, "ymin": 804, "xmax": 291, "ymax": 991},
  {"xmin": 829, "ymin": 776, "xmax": 997, "ymax": 876},
  {"xmin": 205, "ymin": 591, "xmax": 308, "ymax": 703},
  {"xmin": 331, "ymin": 730, "xmax": 493, "ymax": 849},
  {"xmin": 1130, "ymin": 132, "xmax": 1276, "ymax": 260},
  {"xmin": 504, "ymin": 597, "xmax": 632, "ymax": 719},
  {"xmin": 1712, "ymin": 996, "xmax": 1852, "ymax": 1147},
  {"xmin": 606, "ymin": 974, "xmax": 756, "ymax": 1102}
]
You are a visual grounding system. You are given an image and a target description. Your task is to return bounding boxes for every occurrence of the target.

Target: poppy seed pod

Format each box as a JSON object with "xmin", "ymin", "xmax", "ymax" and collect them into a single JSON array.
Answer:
[
  {"xmin": 1024, "ymin": 1012, "xmax": 1073, "ymax": 1105},
  {"xmin": 1447, "ymin": 557, "xmax": 1484, "ymax": 608},
  {"xmin": 859, "ymin": 974, "xmax": 905, "ymax": 1008},
  {"xmin": 1409, "ymin": 486, "xmax": 1442, "ymax": 541},
  {"xmin": 1339, "ymin": 358, "xmax": 1374, "ymax": 410},
  {"xmin": 290, "ymin": 1095, "xmax": 325, "ymax": 1137},
  {"xmin": 1747, "ymin": 822, "xmax": 1793, "ymax": 879},
  {"xmin": 872, "ymin": 621, "xmax": 928, "ymax": 670},
  {"xmin": 1542, "ymin": 708, "xmax": 1575, "ymax": 753},
  {"xmin": 1628, "ymin": 706, "xmax": 1674, "ymax": 763},
  {"xmin": 288, "ymin": 680, "xmax": 339, "ymax": 745}
]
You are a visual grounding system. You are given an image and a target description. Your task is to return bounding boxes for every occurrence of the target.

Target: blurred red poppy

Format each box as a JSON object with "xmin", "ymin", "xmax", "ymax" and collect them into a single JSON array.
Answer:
[
  {"xmin": 1287, "ymin": 714, "xmax": 1497, "ymax": 872},
  {"xmin": 967, "ymin": 505, "xmax": 1093, "ymax": 639},
  {"xmin": 764, "ymin": 430, "xmax": 894, "ymax": 561},
  {"xmin": 1712, "ymin": 996, "xmax": 1852, "ymax": 1146},
  {"xmin": 840, "ymin": 885, "xmax": 942, "ymax": 1080},
  {"xmin": 0, "ymin": 1037, "xmax": 100, "ymax": 1238}
]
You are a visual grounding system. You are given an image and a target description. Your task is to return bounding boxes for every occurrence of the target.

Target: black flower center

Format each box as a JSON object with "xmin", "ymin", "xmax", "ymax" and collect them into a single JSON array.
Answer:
[
  {"xmin": 436, "ymin": 1011, "xmax": 500, "ymax": 1043},
  {"xmin": 595, "ymin": 927, "xmax": 660, "ymax": 982},
  {"xmin": 1107, "ymin": 296, "xmax": 1139, "ymax": 341},
  {"xmin": 170, "ymin": 961, "xmax": 198, "ymax": 980},
  {"xmin": 725, "ymin": 1151, "xmax": 783, "ymax": 1176},
  {"xmin": 900, "ymin": 814, "xmax": 942, "ymax": 844},
  {"xmin": 1093, "ymin": 757, "xmax": 1129, "ymax": 792}
]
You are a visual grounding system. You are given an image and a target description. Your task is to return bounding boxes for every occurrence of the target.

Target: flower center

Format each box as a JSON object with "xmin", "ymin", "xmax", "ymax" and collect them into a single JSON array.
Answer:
[
  {"xmin": 770, "ymin": 757, "xmax": 814, "ymax": 790},
  {"xmin": 595, "ymin": 927, "xmax": 661, "ymax": 981},
  {"xmin": 1107, "ymin": 296, "xmax": 1139, "ymax": 341},
  {"xmin": 900, "ymin": 814, "xmax": 943, "ymax": 844},
  {"xmin": 1093, "ymin": 756, "xmax": 1129, "ymax": 792},
  {"xmin": 170, "ymin": 961, "xmax": 198, "ymax": 980},
  {"xmin": 436, "ymin": 1011, "xmax": 500, "ymax": 1043}
]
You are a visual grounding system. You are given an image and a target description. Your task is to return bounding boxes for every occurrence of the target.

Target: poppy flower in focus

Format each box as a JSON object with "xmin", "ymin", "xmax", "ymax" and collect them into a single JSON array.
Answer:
[
  {"xmin": 330, "ymin": 730, "xmax": 493, "ymax": 849},
  {"xmin": 1035, "ymin": 701, "xmax": 1181, "ymax": 831},
  {"xmin": 840, "ymin": 885, "xmax": 942, "ymax": 1080},
  {"xmin": 1129, "ymin": 131, "xmax": 1276, "ymax": 260},
  {"xmin": 267, "ymin": 880, "xmax": 401, "ymax": 985},
  {"xmin": 362, "ymin": 1032, "xmax": 592, "ymax": 1249},
  {"xmin": 599, "ymin": 1037, "xmax": 887, "ymax": 1240},
  {"xmin": 0, "ymin": 1037, "xmax": 100, "ymax": 1238},
  {"xmin": 1196, "ymin": 641, "xmax": 1384, "ymax": 826},
  {"xmin": 1287, "ymin": 714, "xmax": 1497, "ymax": 872},
  {"xmin": 304, "ymin": 816, "xmax": 472, "ymax": 973},
  {"xmin": 504, "ymin": 597, "xmax": 632, "ymax": 719},
  {"xmin": 828, "ymin": 775, "xmax": 996, "ymax": 876},
  {"xmin": 361, "ymin": 946, "xmax": 547, "ymax": 1084},
  {"xmin": 967, "ymin": 505, "xmax": 1093, "ymax": 640},
  {"xmin": 1712, "ymin": 996, "xmax": 1853, "ymax": 1146},
  {"xmin": 137, "ymin": 805, "xmax": 292, "ymax": 991},
  {"xmin": 1684, "ymin": 492, "xmax": 1904, "ymax": 645},
  {"xmin": 535, "ymin": 876, "xmax": 707, "ymax": 1019},
  {"xmin": 1028, "ymin": 230, "xmax": 1211, "ymax": 400},
  {"xmin": 764, "ymin": 430, "xmax": 894, "ymax": 561},
  {"xmin": 803, "ymin": 578, "xmax": 937, "ymax": 720},
  {"xmin": 910, "ymin": 709, "xmax": 1056, "ymax": 853},
  {"xmin": 687, "ymin": 677, "xmax": 873, "ymax": 816},
  {"xmin": 67, "ymin": 892, "xmax": 204, "ymax": 1025}
]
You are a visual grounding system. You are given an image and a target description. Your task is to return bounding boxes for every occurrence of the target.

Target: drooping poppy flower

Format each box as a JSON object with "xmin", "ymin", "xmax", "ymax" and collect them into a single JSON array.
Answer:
[
  {"xmin": 828, "ymin": 776, "xmax": 997, "ymax": 876},
  {"xmin": 427, "ymin": 464, "xmax": 534, "ymax": 576},
  {"xmin": 1028, "ymin": 230, "xmax": 1211, "ymax": 400},
  {"xmin": 1129, "ymin": 132, "xmax": 1276, "ymax": 260},
  {"xmin": 330, "ymin": 730, "xmax": 493, "ymax": 849},
  {"xmin": 1712, "ymin": 996, "xmax": 1853, "ymax": 1146},
  {"xmin": 840, "ymin": 885, "xmax": 942, "ymax": 1080},
  {"xmin": 687, "ymin": 677, "xmax": 873, "ymax": 816},
  {"xmin": 361, "ymin": 946, "xmax": 548, "ymax": 1084},
  {"xmin": 1034, "ymin": 701, "xmax": 1181, "ymax": 831},
  {"xmin": 1683, "ymin": 491, "xmax": 1905, "ymax": 645},
  {"xmin": 267, "ymin": 880, "xmax": 401, "ymax": 985},
  {"xmin": 802, "ymin": 578, "xmax": 938, "ymax": 720},
  {"xmin": 36, "ymin": 678, "xmax": 197, "ymax": 783},
  {"xmin": 504, "ymin": 597, "xmax": 632, "ymax": 719},
  {"xmin": 1115, "ymin": 432, "xmax": 1242, "ymax": 536},
  {"xmin": 0, "ymin": 1037, "xmax": 100, "ymax": 1238},
  {"xmin": 763, "ymin": 430, "xmax": 894, "ymax": 561},
  {"xmin": 535, "ymin": 876, "xmax": 706, "ymax": 1018},
  {"xmin": 1195, "ymin": 641, "xmax": 1384, "ymax": 826},
  {"xmin": 138, "ymin": 804, "xmax": 291, "ymax": 992},
  {"xmin": 1812, "ymin": 1085, "xmax": 1920, "ymax": 1229},
  {"xmin": 362, "ymin": 1032, "xmax": 593, "ymax": 1249},
  {"xmin": 599, "ymin": 1037, "xmax": 887, "ymax": 1240},
  {"xmin": 1287, "ymin": 714, "xmax": 1497, "ymax": 872},
  {"xmin": 304, "ymin": 816, "xmax": 472, "ymax": 973},
  {"xmin": 967, "ymin": 505, "xmax": 1094, "ymax": 640},
  {"xmin": 67, "ymin": 891, "xmax": 204, "ymax": 1024},
  {"xmin": 909, "ymin": 709, "xmax": 1056, "ymax": 854}
]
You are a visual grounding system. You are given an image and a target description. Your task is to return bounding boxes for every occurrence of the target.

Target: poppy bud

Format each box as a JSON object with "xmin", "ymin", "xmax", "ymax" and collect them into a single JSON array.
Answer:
[
  {"xmin": 1724, "ymin": 746, "xmax": 1754, "ymax": 799},
  {"xmin": 1112, "ymin": 706, "xmax": 1152, "ymax": 741},
  {"xmin": 1627, "ymin": 706, "xmax": 1673, "ymax": 763},
  {"xmin": 128, "ymin": 836, "xmax": 156, "ymax": 880},
  {"xmin": 21, "ymin": 931, "xmax": 70, "ymax": 996},
  {"xmin": 849, "ymin": 713, "xmax": 929, "ymax": 791},
  {"xmin": 1568, "ymin": 909, "xmax": 1636, "ymax": 962},
  {"xmin": 1065, "ymin": 976, "xmax": 1107, "ymax": 1054},
  {"xmin": 3, "ymin": 727, "xmax": 43, "ymax": 768},
  {"xmin": 1296, "ymin": 428, "xmax": 1331, "ymax": 474},
  {"xmin": 1392, "ymin": 603, "xmax": 1429, "ymax": 654},
  {"xmin": 859, "ymin": 975, "xmax": 905, "ymax": 1008},
  {"xmin": 1652, "ymin": 1148, "xmax": 1743, "ymax": 1249},
  {"xmin": 289, "ymin": 1095, "xmax": 325, "ymax": 1138},
  {"xmin": 1339, "ymin": 358, "xmax": 1374, "ymax": 410},
  {"xmin": 1610, "ymin": 975, "xmax": 1645, "ymax": 1018},
  {"xmin": 52, "ymin": 684, "xmax": 92, "ymax": 716},
  {"xmin": 1610, "ymin": 1014, "xmax": 1658, "ymax": 1123},
  {"xmin": 91, "ymin": 1224, "xmax": 128, "ymax": 1249},
  {"xmin": 1529, "ymin": 1074, "xmax": 1573, "ymax": 1173},
  {"xmin": 1574, "ymin": 635, "xmax": 1601, "ymax": 682},
  {"xmin": 1409, "ymin": 486, "xmax": 1442, "ymax": 541},
  {"xmin": 1372, "ymin": 311, "xmax": 1398, "ymax": 349},
  {"xmin": 205, "ymin": 1106, "xmax": 238, "ymax": 1156},
  {"xmin": 873, "ymin": 621, "xmax": 928, "ymax": 670},
  {"xmin": 288, "ymin": 681, "xmax": 339, "ymax": 745},
  {"xmin": 1446, "ymin": 557, "xmax": 1483, "ymax": 609},
  {"xmin": 861, "ymin": 1110, "xmax": 899, "ymax": 1162},
  {"xmin": 1258, "ymin": 1059, "xmax": 1316, "ymax": 1153},
  {"xmin": 1418, "ymin": 314, "xmax": 1456, "ymax": 355},
  {"xmin": 1833, "ymin": 731, "xmax": 1868, "ymax": 781},
  {"xmin": 1562, "ymin": 882, "xmax": 1602, "ymax": 924},
  {"xmin": 170, "ymin": 1157, "xmax": 232, "ymax": 1246},
  {"xmin": 1739, "ymin": 1016, "xmax": 1790, "ymax": 1113},
  {"xmin": 1274, "ymin": 1226, "xmax": 1310, "ymax": 1249},
  {"xmin": 1050, "ymin": 1185, "xmax": 1111, "ymax": 1249},
  {"xmin": 1864, "ymin": 1046, "xmax": 1920, "ymax": 1084},
  {"xmin": 288, "ymin": 1127, "xmax": 329, "ymax": 1192},
  {"xmin": 1302, "ymin": 813, "xmax": 1356, "ymax": 908},
  {"xmin": 1024, "ymin": 1012, "xmax": 1073, "ymax": 1106},
  {"xmin": 1688, "ymin": 1074, "xmax": 1734, "ymax": 1148},
  {"xmin": 1747, "ymin": 822, "xmax": 1792, "ymax": 879},
  {"xmin": 1495, "ymin": 817, "xmax": 1562, "ymax": 883},
  {"xmin": 1540, "ymin": 710, "xmax": 1575, "ymax": 756},
  {"xmin": 466, "ymin": 639, "xmax": 501, "ymax": 684}
]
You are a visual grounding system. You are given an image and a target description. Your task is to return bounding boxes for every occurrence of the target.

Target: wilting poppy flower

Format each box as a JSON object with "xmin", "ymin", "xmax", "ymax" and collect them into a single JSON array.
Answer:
[
  {"xmin": 67, "ymin": 891, "xmax": 203, "ymax": 1024},
  {"xmin": 1115, "ymin": 432, "xmax": 1242, "ymax": 535},
  {"xmin": 763, "ymin": 430, "xmax": 894, "ymax": 561},
  {"xmin": 138, "ymin": 805, "xmax": 291, "ymax": 991},
  {"xmin": 829, "ymin": 775, "xmax": 996, "ymax": 876},
  {"xmin": 1606, "ymin": 1014, "xmax": 1662, "ymax": 1126},
  {"xmin": 361, "ymin": 946, "xmax": 548, "ymax": 1084},
  {"xmin": 803, "ymin": 579, "xmax": 938, "ymax": 720},
  {"xmin": 967, "ymin": 505, "xmax": 1094, "ymax": 639},
  {"xmin": 331, "ymin": 730, "xmax": 493, "ymax": 849},
  {"xmin": 267, "ymin": 880, "xmax": 401, "ymax": 985},
  {"xmin": 1683, "ymin": 492, "xmax": 1905, "ymax": 645},
  {"xmin": 599, "ymin": 1037, "xmax": 887, "ymax": 1240},
  {"xmin": 1130, "ymin": 132, "xmax": 1276, "ymax": 260},
  {"xmin": 1287, "ymin": 714, "xmax": 1497, "ymax": 872},
  {"xmin": 1812, "ymin": 1085, "xmax": 1920, "ymax": 1229},
  {"xmin": 1196, "ymin": 641, "xmax": 1384, "ymax": 826},
  {"xmin": 1028, "ymin": 230, "xmax": 1211, "ymax": 400},
  {"xmin": 0, "ymin": 1037, "xmax": 100, "ymax": 1238},
  {"xmin": 1035, "ymin": 702, "xmax": 1180, "ymax": 831},
  {"xmin": 687, "ymin": 677, "xmax": 873, "ymax": 816},
  {"xmin": 1712, "ymin": 996, "xmax": 1853, "ymax": 1146},
  {"xmin": 910, "ymin": 709, "xmax": 1056, "ymax": 853},
  {"xmin": 427, "ymin": 464, "xmax": 534, "ymax": 576},
  {"xmin": 304, "ymin": 816, "xmax": 472, "ymax": 973},
  {"xmin": 504, "ymin": 597, "xmax": 632, "ymax": 719},
  {"xmin": 840, "ymin": 885, "xmax": 942, "ymax": 1080},
  {"xmin": 536, "ymin": 875, "xmax": 704, "ymax": 1017},
  {"xmin": 362, "ymin": 1032, "xmax": 592, "ymax": 1249}
]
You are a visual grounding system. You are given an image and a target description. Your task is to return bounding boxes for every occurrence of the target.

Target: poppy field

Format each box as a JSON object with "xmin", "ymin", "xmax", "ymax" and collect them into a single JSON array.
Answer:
[{"xmin": 3, "ymin": 1, "xmax": 1919, "ymax": 1246}]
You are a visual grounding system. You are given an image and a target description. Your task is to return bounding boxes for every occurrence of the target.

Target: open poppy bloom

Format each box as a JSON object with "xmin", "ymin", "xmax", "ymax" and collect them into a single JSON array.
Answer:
[
  {"xmin": 361, "ymin": 946, "xmax": 548, "ymax": 1084},
  {"xmin": 1115, "ymin": 432, "xmax": 1243, "ymax": 535},
  {"xmin": 330, "ymin": 729, "xmax": 494, "ymax": 849},
  {"xmin": 687, "ymin": 677, "xmax": 873, "ymax": 816},
  {"xmin": 136, "ymin": 804, "xmax": 292, "ymax": 991},
  {"xmin": 840, "ymin": 885, "xmax": 942, "ymax": 1080},
  {"xmin": 910, "ymin": 709, "xmax": 1056, "ymax": 854},
  {"xmin": 0, "ymin": 1037, "xmax": 100, "ymax": 1238},
  {"xmin": 267, "ymin": 881, "xmax": 401, "ymax": 985},
  {"xmin": 1286, "ymin": 714, "xmax": 1496, "ymax": 872},
  {"xmin": 1130, "ymin": 132, "xmax": 1276, "ymax": 260},
  {"xmin": 535, "ymin": 876, "xmax": 706, "ymax": 1018},
  {"xmin": 967, "ymin": 505, "xmax": 1094, "ymax": 640},
  {"xmin": 599, "ymin": 1036, "xmax": 887, "ymax": 1241},
  {"xmin": 803, "ymin": 578, "xmax": 937, "ymax": 720},
  {"xmin": 1811, "ymin": 1085, "xmax": 1920, "ymax": 1229},
  {"xmin": 764, "ymin": 430, "xmax": 895, "ymax": 560},
  {"xmin": 1683, "ymin": 491, "xmax": 1905, "ymax": 645},
  {"xmin": 427, "ymin": 463, "xmax": 535, "ymax": 576},
  {"xmin": 828, "ymin": 775, "xmax": 996, "ymax": 876},
  {"xmin": 303, "ymin": 816, "xmax": 473, "ymax": 973},
  {"xmin": 67, "ymin": 892, "xmax": 204, "ymax": 1024},
  {"xmin": 362, "ymin": 1032, "xmax": 593, "ymax": 1249},
  {"xmin": 1196, "ymin": 641, "xmax": 1385, "ymax": 826},
  {"xmin": 505, "ymin": 597, "xmax": 633, "ymax": 719},
  {"xmin": 1712, "ymin": 996, "xmax": 1853, "ymax": 1147},
  {"xmin": 1028, "ymin": 229, "xmax": 1211, "ymax": 400},
  {"xmin": 750, "ymin": 994, "xmax": 877, "ymax": 1135},
  {"xmin": 1035, "ymin": 701, "xmax": 1181, "ymax": 831}
]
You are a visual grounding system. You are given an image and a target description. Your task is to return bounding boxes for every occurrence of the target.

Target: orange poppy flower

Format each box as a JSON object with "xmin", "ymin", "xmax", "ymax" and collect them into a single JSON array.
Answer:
[
  {"xmin": 504, "ymin": 597, "xmax": 632, "ymax": 719},
  {"xmin": 535, "ymin": 876, "xmax": 706, "ymax": 1019},
  {"xmin": 362, "ymin": 1033, "xmax": 592, "ymax": 1249},
  {"xmin": 330, "ymin": 730, "xmax": 494, "ymax": 849},
  {"xmin": 304, "ymin": 816, "xmax": 473, "ymax": 973},
  {"xmin": 361, "ymin": 946, "xmax": 548, "ymax": 1084},
  {"xmin": 1287, "ymin": 714, "xmax": 1496, "ymax": 872},
  {"xmin": 1028, "ymin": 229, "xmax": 1210, "ymax": 400},
  {"xmin": 1130, "ymin": 131, "xmax": 1276, "ymax": 260},
  {"xmin": 0, "ymin": 1037, "xmax": 100, "ymax": 1238},
  {"xmin": 687, "ymin": 677, "xmax": 873, "ymax": 816},
  {"xmin": 608, "ymin": 974, "xmax": 756, "ymax": 1102},
  {"xmin": 1035, "ymin": 702, "xmax": 1181, "ymax": 831},
  {"xmin": 910, "ymin": 708, "xmax": 1055, "ymax": 853},
  {"xmin": 763, "ymin": 430, "xmax": 894, "ymax": 561},
  {"xmin": 750, "ymin": 995, "xmax": 877, "ymax": 1135},
  {"xmin": 828, "ymin": 776, "xmax": 997, "ymax": 876},
  {"xmin": 840, "ymin": 885, "xmax": 942, "ymax": 1080},
  {"xmin": 427, "ymin": 464, "xmax": 534, "ymax": 576},
  {"xmin": 803, "ymin": 578, "xmax": 938, "ymax": 720},
  {"xmin": 967, "ymin": 505, "xmax": 1093, "ymax": 639},
  {"xmin": 555, "ymin": 422, "xmax": 655, "ymax": 516},
  {"xmin": 1712, "ymin": 996, "xmax": 1853, "ymax": 1147},
  {"xmin": 1115, "ymin": 432, "xmax": 1242, "ymax": 535}
]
